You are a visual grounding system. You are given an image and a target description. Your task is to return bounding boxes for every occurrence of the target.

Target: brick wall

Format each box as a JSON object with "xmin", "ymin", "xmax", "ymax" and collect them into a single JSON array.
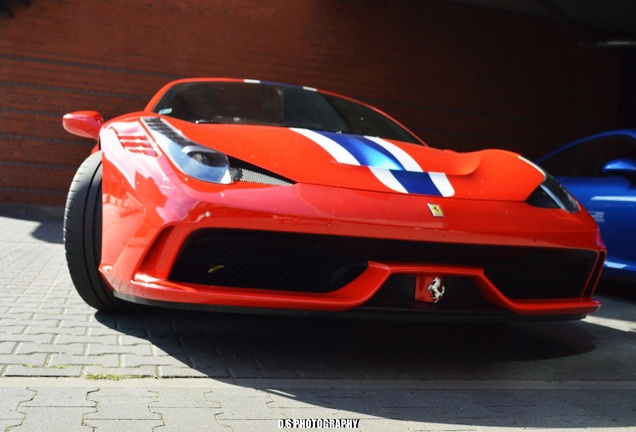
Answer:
[{"xmin": 0, "ymin": 0, "xmax": 622, "ymax": 206}]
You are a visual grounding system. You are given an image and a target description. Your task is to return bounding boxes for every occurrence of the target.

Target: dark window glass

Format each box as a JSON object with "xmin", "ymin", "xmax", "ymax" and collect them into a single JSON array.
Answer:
[
  {"xmin": 541, "ymin": 136, "xmax": 636, "ymax": 178},
  {"xmin": 152, "ymin": 82, "xmax": 421, "ymax": 144}
]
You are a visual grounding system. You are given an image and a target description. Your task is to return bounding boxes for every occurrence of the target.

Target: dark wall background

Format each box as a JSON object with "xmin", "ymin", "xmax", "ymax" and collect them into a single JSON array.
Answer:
[{"xmin": 0, "ymin": 0, "xmax": 624, "ymax": 206}]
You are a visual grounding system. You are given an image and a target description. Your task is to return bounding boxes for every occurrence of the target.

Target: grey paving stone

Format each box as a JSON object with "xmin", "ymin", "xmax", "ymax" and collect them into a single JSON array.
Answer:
[
  {"xmin": 83, "ymin": 365, "xmax": 159, "ymax": 378},
  {"xmin": 207, "ymin": 391, "xmax": 277, "ymax": 420},
  {"xmin": 1, "ymin": 334, "xmax": 54, "ymax": 345},
  {"xmin": 227, "ymin": 367, "xmax": 302, "ymax": 379},
  {"xmin": 151, "ymin": 407, "xmax": 222, "ymax": 432},
  {"xmin": 187, "ymin": 354, "xmax": 225, "ymax": 369},
  {"xmin": 16, "ymin": 406, "xmax": 94, "ymax": 432},
  {"xmin": 16, "ymin": 341, "xmax": 86, "ymax": 355},
  {"xmin": 83, "ymin": 419, "xmax": 165, "ymax": 431},
  {"xmin": 155, "ymin": 366, "xmax": 213, "ymax": 378},
  {"xmin": 85, "ymin": 387, "xmax": 162, "ymax": 420},
  {"xmin": 54, "ymin": 334, "xmax": 119, "ymax": 345},
  {"xmin": 186, "ymin": 366, "xmax": 232, "ymax": 378},
  {"xmin": 23, "ymin": 326, "xmax": 83, "ymax": 337},
  {"xmin": 119, "ymin": 334, "xmax": 156, "ymax": 345},
  {"xmin": 48, "ymin": 353, "xmax": 120, "ymax": 368},
  {"xmin": 0, "ymin": 341, "xmax": 18, "ymax": 354},
  {"xmin": 31, "ymin": 308, "xmax": 66, "ymax": 317},
  {"xmin": 86, "ymin": 343, "xmax": 154, "ymax": 356},
  {"xmin": 0, "ymin": 330, "xmax": 30, "ymax": 341},
  {"xmin": 20, "ymin": 386, "xmax": 97, "ymax": 407},
  {"xmin": 120, "ymin": 353, "xmax": 188, "ymax": 368},
  {"xmin": 1, "ymin": 353, "xmax": 49, "ymax": 368},
  {"xmin": 0, "ymin": 313, "xmax": 37, "ymax": 322},
  {"xmin": 151, "ymin": 388, "xmax": 222, "ymax": 409},
  {"xmin": 0, "ymin": 387, "xmax": 34, "ymax": 420},
  {"xmin": 378, "ymin": 420, "xmax": 460, "ymax": 432},
  {"xmin": 254, "ymin": 354, "xmax": 324, "ymax": 371},
  {"xmin": 3, "ymin": 365, "xmax": 84, "ymax": 377},
  {"xmin": 0, "ymin": 419, "xmax": 25, "ymax": 430},
  {"xmin": 144, "ymin": 338, "xmax": 184, "ymax": 356}
]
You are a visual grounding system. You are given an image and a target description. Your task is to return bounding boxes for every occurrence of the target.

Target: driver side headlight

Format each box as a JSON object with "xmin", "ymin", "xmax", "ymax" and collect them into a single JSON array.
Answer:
[{"xmin": 143, "ymin": 117, "xmax": 232, "ymax": 184}]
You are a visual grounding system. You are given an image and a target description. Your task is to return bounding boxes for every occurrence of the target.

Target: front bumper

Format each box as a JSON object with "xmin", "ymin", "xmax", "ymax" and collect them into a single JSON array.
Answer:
[{"xmin": 100, "ymin": 178, "xmax": 604, "ymax": 319}]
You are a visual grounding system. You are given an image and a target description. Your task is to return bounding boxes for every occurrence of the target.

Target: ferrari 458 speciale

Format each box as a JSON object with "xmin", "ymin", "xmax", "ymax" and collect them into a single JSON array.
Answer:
[{"xmin": 62, "ymin": 78, "xmax": 605, "ymax": 320}]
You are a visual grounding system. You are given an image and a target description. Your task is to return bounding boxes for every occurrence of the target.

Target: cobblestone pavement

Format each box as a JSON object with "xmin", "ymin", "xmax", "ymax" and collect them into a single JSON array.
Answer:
[{"xmin": 0, "ymin": 204, "xmax": 635, "ymax": 431}]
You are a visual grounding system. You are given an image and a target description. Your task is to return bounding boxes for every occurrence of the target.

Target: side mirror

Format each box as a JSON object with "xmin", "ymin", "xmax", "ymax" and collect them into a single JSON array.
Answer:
[
  {"xmin": 62, "ymin": 111, "xmax": 103, "ymax": 140},
  {"xmin": 603, "ymin": 158, "xmax": 636, "ymax": 183}
]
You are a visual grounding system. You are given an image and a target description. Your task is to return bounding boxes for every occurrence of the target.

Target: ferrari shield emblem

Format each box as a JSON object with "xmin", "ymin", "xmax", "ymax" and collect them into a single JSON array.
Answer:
[{"xmin": 427, "ymin": 203, "xmax": 444, "ymax": 217}]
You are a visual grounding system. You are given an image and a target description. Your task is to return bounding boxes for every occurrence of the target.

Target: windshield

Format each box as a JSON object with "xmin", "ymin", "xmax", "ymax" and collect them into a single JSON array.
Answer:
[{"xmin": 152, "ymin": 81, "xmax": 421, "ymax": 144}]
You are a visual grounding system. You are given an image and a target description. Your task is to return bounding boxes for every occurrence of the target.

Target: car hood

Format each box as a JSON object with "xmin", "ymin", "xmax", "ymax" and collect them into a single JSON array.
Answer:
[{"xmin": 158, "ymin": 118, "xmax": 546, "ymax": 201}]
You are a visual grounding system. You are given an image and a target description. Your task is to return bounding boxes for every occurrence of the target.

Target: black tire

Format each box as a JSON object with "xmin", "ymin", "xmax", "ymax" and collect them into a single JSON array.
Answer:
[{"xmin": 64, "ymin": 151, "xmax": 141, "ymax": 312}]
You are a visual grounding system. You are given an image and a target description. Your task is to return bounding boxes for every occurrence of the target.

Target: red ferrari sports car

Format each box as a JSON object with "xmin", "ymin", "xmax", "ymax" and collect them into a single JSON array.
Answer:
[{"xmin": 63, "ymin": 78, "xmax": 605, "ymax": 320}]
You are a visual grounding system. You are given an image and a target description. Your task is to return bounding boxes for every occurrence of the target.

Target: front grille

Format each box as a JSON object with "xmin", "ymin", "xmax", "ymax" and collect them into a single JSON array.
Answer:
[
  {"xmin": 169, "ymin": 230, "xmax": 367, "ymax": 293},
  {"xmin": 484, "ymin": 251, "xmax": 592, "ymax": 299},
  {"xmin": 168, "ymin": 229, "xmax": 599, "ymax": 299}
]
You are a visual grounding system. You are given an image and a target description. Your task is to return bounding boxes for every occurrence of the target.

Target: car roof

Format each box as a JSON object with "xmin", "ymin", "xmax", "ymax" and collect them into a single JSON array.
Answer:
[{"xmin": 537, "ymin": 129, "xmax": 636, "ymax": 163}]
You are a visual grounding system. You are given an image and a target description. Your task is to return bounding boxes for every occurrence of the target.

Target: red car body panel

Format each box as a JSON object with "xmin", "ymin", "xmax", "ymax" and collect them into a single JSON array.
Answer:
[{"xmin": 65, "ymin": 78, "xmax": 605, "ymax": 319}]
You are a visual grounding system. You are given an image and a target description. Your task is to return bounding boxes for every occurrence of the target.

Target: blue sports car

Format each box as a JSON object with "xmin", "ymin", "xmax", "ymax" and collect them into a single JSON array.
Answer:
[{"xmin": 537, "ymin": 130, "xmax": 636, "ymax": 282}]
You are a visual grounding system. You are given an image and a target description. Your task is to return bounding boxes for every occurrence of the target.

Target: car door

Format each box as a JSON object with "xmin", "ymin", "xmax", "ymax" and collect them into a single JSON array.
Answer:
[{"xmin": 539, "ymin": 133, "xmax": 636, "ymax": 278}]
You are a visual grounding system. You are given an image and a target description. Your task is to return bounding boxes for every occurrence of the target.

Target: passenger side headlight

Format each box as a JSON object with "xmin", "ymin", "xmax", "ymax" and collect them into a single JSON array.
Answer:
[{"xmin": 526, "ymin": 173, "xmax": 579, "ymax": 213}]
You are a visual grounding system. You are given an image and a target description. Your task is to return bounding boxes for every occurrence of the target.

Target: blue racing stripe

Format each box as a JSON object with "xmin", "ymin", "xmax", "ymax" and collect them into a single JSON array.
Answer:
[
  {"xmin": 314, "ymin": 131, "xmax": 443, "ymax": 196},
  {"xmin": 391, "ymin": 171, "xmax": 442, "ymax": 196},
  {"xmin": 318, "ymin": 131, "xmax": 405, "ymax": 171}
]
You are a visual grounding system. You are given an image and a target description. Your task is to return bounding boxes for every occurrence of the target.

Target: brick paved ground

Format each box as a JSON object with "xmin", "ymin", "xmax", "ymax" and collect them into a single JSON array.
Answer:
[{"xmin": 0, "ymin": 204, "xmax": 635, "ymax": 431}]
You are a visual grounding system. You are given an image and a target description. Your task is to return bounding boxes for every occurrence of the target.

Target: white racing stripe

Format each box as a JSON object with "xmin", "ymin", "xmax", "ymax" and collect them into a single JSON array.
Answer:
[
  {"xmin": 292, "ymin": 128, "xmax": 455, "ymax": 196},
  {"xmin": 429, "ymin": 172, "xmax": 455, "ymax": 197},
  {"xmin": 368, "ymin": 136, "xmax": 455, "ymax": 197},
  {"xmin": 291, "ymin": 128, "xmax": 360, "ymax": 166}
]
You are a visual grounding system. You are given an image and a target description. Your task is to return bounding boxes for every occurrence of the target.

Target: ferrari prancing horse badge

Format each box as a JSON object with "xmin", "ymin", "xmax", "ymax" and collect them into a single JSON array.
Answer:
[{"xmin": 427, "ymin": 203, "xmax": 444, "ymax": 217}]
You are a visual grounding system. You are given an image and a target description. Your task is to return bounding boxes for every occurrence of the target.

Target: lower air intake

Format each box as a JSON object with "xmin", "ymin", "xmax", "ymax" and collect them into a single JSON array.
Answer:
[
  {"xmin": 168, "ymin": 229, "xmax": 599, "ymax": 299},
  {"xmin": 169, "ymin": 230, "xmax": 368, "ymax": 293}
]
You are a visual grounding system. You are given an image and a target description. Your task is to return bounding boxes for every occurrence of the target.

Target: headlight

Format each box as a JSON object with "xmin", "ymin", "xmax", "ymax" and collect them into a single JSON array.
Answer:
[
  {"xmin": 143, "ymin": 117, "xmax": 231, "ymax": 184},
  {"xmin": 142, "ymin": 117, "xmax": 294, "ymax": 187},
  {"xmin": 526, "ymin": 173, "xmax": 579, "ymax": 213}
]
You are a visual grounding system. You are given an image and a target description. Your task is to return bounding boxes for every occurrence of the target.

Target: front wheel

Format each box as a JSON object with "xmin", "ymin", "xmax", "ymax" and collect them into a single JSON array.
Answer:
[{"xmin": 63, "ymin": 151, "xmax": 141, "ymax": 312}]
